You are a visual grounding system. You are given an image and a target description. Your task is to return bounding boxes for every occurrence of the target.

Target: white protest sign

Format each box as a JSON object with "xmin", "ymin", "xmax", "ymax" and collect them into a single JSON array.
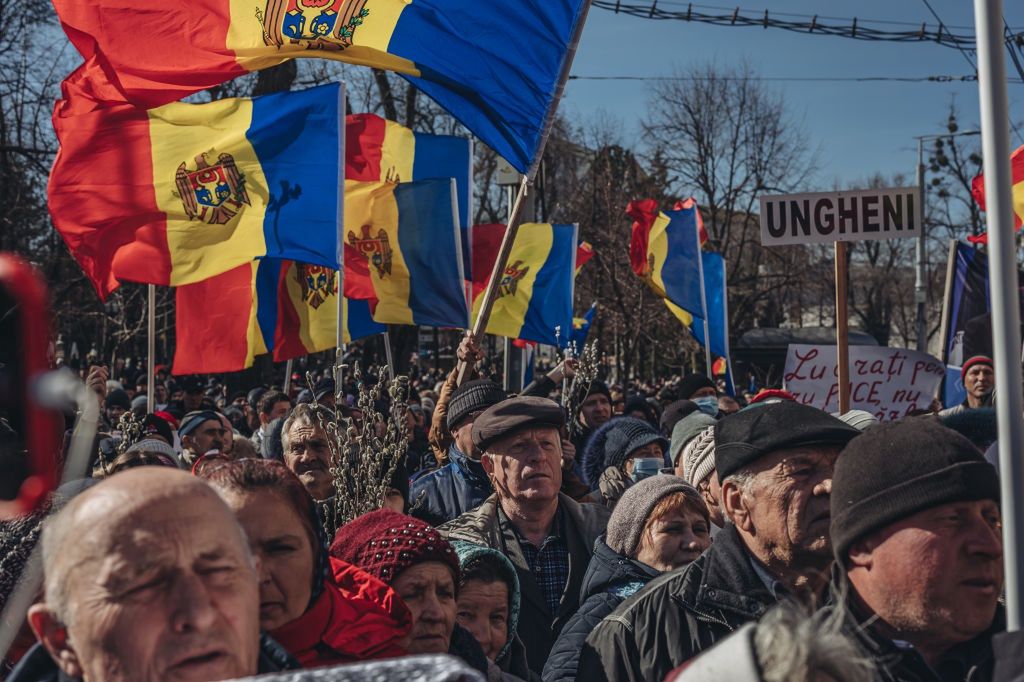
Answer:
[
  {"xmin": 783, "ymin": 344, "xmax": 944, "ymax": 419},
  {"xmin": 759, "ymin": 187, "xmax": 921, "ymax": 246}
]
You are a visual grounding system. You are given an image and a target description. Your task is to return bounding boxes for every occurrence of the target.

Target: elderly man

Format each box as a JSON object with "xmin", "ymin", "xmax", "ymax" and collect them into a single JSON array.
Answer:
[
  {"xmin": 13, "ymin": 468, "xmax": 292, "ymax": 681},
  {"xmin": 829, "ymin": 418, "xmax": 1003, "ymax": 679},
  {"xmin": 576, "ymin": 401, "xmax": 859, "ymax": 682},
  {"xmin": 962, "ymin": 355, "xmax": 995, "ymax": 409},
  {"xmin": 281, "ymin": 403, "xmax": 335, "ymax": 501},
  {"xmin": 179, "ymin": 410, "xmax": 228, "ymax": 466},
  {"xmin": 441, "ymin": 396, "xmax": 610, "ymax": 674}
]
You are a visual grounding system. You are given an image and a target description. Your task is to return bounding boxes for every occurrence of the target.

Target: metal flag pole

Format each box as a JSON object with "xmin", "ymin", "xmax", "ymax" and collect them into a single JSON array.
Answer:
[
  {"xmin": 146, "ymin": 284, "xmax": 155, "ymax": 409},
  {"xmin": 283, "ymin": 358, "xmax": 294, "ymax": 394},
  {"xmin": 694, "ymin": 219, "xmax": 714, "ymax": 379},
  {"xmin": 973, "ymin": 0, "xmax": 1024, "ymax": 631},
  {"xmin": 335, "ymin": 83, "xmax": 347, "ymax": 389},
  {"xmin": 382, "ymin": 331, "xmax": 396, "ymax": 381}
]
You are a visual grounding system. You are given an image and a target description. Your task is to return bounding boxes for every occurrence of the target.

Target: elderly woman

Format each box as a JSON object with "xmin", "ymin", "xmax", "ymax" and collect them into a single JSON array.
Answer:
[
  {"xmin": 331, "ymin": 509, "xmax": 504, "ymax": 679},
  {"xmin": 581, "ymin": 417, "xmax": 670, "ymax": 508},
  {"xmin": 198, "ymin": 459, "xmax": 410, "ymax": 668},
  {"xmin": 452, "ymin": 542, "xmax": 532, "ymax": 681},
  {"xmin": 542, "ymin": 475, "xmax": 712, "ymax": 682}
]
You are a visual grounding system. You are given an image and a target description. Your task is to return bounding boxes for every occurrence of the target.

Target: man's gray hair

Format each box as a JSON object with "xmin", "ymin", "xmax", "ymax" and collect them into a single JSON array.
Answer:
[
  {"xmin": 281, "ymin": 403, "xmax": 334, "ymax": 453},
  {"xmin": 754, "ymin": 601, "xmax": 876, "ymax": 682},
  {"xmin": 719, "ymin": 469, "xmax": 756, "ymax": 520}
]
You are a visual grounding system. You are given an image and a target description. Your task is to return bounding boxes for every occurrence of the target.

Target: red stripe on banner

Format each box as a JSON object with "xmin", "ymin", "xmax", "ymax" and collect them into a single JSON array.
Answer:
[
  {"xmin": 345, "ymin": 114, "xmax": 388, "ymax": 182},
  {"xmin": 48, "ymin": 100, "xmax": 170, "ymax": 299},
  {"xmin": 172, "ymin": 262, "xmax": 255, "ymax": 374},
  {"xmin": 626, "ymin": 199, "xmax": 659, "ymax": 278}
]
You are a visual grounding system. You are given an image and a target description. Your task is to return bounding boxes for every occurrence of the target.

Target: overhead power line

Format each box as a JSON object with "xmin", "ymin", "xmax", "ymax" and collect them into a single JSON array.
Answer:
[
  {"xmin": 568, "ymin": 74, "xmax": 1024, "ymax": 83},
  {"xmin": 592, "ymin": 1, "xmax": 1024, "ymax": 51}
]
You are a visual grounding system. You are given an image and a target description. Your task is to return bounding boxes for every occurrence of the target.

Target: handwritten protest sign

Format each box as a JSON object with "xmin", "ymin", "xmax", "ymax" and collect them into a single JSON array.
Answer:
[{"xmin": 783, "ymin": 344, "xmax": 945, "ymax": 419}]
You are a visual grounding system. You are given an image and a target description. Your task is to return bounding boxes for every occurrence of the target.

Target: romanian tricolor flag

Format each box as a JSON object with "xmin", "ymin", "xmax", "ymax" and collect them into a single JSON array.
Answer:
[
  {"xmin": 344, "ymin": 179, "xmax": 468, "ymax": 329},
  {"xmin": 49, "ymin": 83, "xmax": 344, "ymax": 299},
  {"xmin": 52, "ymin": 0, "xmax": 590, "ymax": 173},
  {"xmin": 969, "ymin": 145, "xmax": 1024, "ymax": 245},
  {"xmin": 346, "ymin": 113, "xmax": 473, "ymax": 275},
  {"xmin": 172, "ymin": 259, "xmax": 383, "ymax": 374},
  {"xmin": 471, "ymin": 222, "xmax": 577, "ymax": 347}
]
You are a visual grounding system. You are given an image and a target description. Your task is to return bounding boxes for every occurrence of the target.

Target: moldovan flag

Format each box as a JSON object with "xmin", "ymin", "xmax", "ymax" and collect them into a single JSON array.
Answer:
[
  {"xmin": 346, "ymin": 113, "xmax": 474, "ymax": 276},
  {"xmin": 471, "ymin": 222, "xmax": 577, "ymax": 347},
  {"xmin": 575, "ymin": 241, "xmax": 594, "ymax": 276},
  {"xmin": 173, "ymin": 260, "xmax": 384, "ymax": 374},
  {"xmin": 970, "ymin": 144, "xmax": 1024, "ymax": 244},
  {"xmin": 628, "ymin": 199, "xmax": 705, "ymax": 316},
  {"xmin": 52, "ymin": 0, "xmax": 590, "ymax": 173},
  {"xmin": 344, "ymin": 179, "xmax": 468, "ymax": 329},
  {"xmin": 49, "ymin": 83, "xmax": 344, "ymax": 299}
]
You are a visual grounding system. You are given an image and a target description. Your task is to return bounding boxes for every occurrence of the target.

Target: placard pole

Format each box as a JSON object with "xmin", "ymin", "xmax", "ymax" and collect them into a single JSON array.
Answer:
[{"xmin": 835, "ymin": 241, "xmax": 851, "ymax": 414}]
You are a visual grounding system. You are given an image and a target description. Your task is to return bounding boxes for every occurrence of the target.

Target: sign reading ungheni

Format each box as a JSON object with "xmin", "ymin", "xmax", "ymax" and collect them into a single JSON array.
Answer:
[{"xmin": 759, "ymin": 187, "xmax": 921, "ymax": 246}]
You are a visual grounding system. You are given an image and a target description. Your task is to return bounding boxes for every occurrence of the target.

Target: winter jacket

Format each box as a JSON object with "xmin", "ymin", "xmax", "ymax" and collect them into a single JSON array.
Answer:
[
  {"xmin": 826, "ymin": 595, "xmax": 1004, "ymax": 682},
  {"xmin": 440, "ymin": 493, "xmax": 611, "ymax": 675},
  {"xmin": 575, "ymin": 523, "xmax": 778, "ymax": 682},
  {"xmin": 7, "ymin": 634, "xmax": 298, "ymax": 682},
  {"xmin": 542, "ymin": 537, "xmax": 660, "ymax": 682},
  {"xmin": 269, "ymin": 557, "xmax": 412, "ymax": 668},
  {"xmin": 410, "ymin": 445, "xmax": 493, "ymax": 526}
]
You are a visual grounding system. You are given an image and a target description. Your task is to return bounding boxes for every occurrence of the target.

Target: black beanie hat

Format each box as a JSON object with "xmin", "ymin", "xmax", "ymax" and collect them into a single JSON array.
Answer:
[
  {"xmin": 582, "ymin": 380, "xmax": 612, "ymax": 404},
  {"xmin": 447, "ymin": 380, "xmax": 508, "ymax": 430},
  {"xmin": 678, "ymin": 373, "xmax": 716, "ymax": 400},
  {"xmin": 582, "ymin": 417, "xmax": 669, "ymax": 486},
  {"xmin": 831, "ymin": 417, "xmax": 1000, "ymax": 563},
  {"xmin": 104, "ymin": 389, "xmax": 131, "ymax": 411},
  {"xmin": 715, "ymin": 401, "xmax": 859, "ymax": 481}
]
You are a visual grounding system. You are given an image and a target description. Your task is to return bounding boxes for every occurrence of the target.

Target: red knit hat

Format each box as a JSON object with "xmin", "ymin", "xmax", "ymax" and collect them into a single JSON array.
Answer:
[
  {"xmin": 961, "ymin": 355, "xmax": 993, "ymax": 381},
  {"xmin": 329, "ymin": 509, "xmax": 459, "ymax": 585}
]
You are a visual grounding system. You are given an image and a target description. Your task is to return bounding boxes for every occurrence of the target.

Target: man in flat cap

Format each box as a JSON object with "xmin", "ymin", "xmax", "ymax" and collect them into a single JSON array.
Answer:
[
  {"xmin": 440, "ymin": 396, "xmax": 611, "ymax": 675},
  {"xmin": 577, "ymin": 401, "xmax": 859, "ymax": 682},
  {"xmin": 828, "ymin": 417, "xmax": 1004, "ymax": 680}
]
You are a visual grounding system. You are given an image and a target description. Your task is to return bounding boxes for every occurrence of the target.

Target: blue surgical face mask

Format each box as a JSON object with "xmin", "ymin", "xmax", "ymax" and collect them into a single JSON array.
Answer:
[{"xmin": 694, "ymin": 396, "xmax": 719, "ymax": 416}]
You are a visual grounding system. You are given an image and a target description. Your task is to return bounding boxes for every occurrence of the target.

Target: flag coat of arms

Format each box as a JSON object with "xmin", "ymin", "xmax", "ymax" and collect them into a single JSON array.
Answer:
[
  {"xmin": 472, "ymin": 222, "xmax": 577, "ymax": 347},
  {"xmin": 173, "ymin": 259, "xmax": 383, "ymax": 374},
  {"xmin": 52, "ymin": 0, "xmax": 590, "ymax": 172},
  {"xmin": 346, "ymin": 113, "xmax": 474, "ymax": 276},
  {"xmin": 344, "ymin": 179, "xmax": 468, "ymax": 329},
  {"xmin": 49, "ymin": 83, "xmax": 344, "ymax": 299}
]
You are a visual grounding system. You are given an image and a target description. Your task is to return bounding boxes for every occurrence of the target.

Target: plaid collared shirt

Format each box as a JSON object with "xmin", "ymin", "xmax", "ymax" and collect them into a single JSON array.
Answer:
[{"xmin": 515, "ymin": 518, "xmax": 570, "ymax": 615}]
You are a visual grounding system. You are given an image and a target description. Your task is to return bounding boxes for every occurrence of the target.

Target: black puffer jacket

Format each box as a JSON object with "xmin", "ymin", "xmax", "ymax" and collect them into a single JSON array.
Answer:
[
  {"xmin": 542, "ymin": 537, "xmax": 659, "ymax": 682},
  {"xmin": 575, "ymin": 523, "xmax": 778, "ymax": 682}
]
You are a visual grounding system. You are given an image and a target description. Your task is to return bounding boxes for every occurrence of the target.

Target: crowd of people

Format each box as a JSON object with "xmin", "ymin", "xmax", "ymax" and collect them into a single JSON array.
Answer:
[{"xmin": 0, "ymin": 336, "xmax": 1021, "ymax": 682}]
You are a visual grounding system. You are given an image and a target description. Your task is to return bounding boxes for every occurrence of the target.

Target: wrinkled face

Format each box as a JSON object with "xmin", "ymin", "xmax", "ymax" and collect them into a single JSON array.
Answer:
[
  {"xmin": 183, "ymin": 419, "xmax": 227, "ymax": 456},
  {"xmin": 635, "ymin": 506, "xmax": 712, "ymax": 571},
  {"xmin": 456, "ymin": 579, "xmax": 509, "ymax": 662},
  {"xmin": 222, "ymin": 490, "xmax": 314, "ymax": 632},
  {"xmin": 965, "ymin": 364, "xmax": 994, "ymax": 399},
  {"xmin": 579, "ymin": 394, "xmax": 611, "ymax": 429},
  {"xmin": 392, "ymin": 562, "xmax": 457, "ymax": 655},
  {"xmin": 849, "ymin": 500, "xmax": 1002, "ymax": 648},
  {"xmin": 56, "ymin": 492, "xmax": 260, "ymax": 682},
  {"xmin": 283, "ymin": 420, "xmax": 334, "ymax": 501},
  {"xmin": 737, "ymin": 446, "xmax": 840, "ymax": 562},
  {"xmin": 483, "ymin": 427, "xmax": 563, "ymax": 506}
]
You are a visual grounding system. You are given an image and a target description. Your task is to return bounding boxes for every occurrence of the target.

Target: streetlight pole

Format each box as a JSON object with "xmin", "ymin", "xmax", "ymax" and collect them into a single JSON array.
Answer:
[{"xmin": 913, "ymin": 129, "xmax": 981, "ymax": 352}]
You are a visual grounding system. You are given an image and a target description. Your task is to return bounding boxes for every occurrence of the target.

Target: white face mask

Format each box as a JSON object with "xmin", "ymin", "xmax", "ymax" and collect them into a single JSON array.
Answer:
[{"xmin": 694, "ymin": 396, "xmax": 719, "ymax": 416}]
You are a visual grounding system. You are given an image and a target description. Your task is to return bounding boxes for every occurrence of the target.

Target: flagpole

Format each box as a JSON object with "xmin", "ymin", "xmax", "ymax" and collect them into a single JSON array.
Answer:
[
  {"xmin": 974, "ymin": 0, "xmax": 1024, "ymax": 631},
  {"xmin": 146, "ymin": 284, "xmax": 155, "ymax": 409},
  {"xmin": 335, "ymin": 84, "xmax": 347, "ymax": 389},
  {"xmin": 720, "ymin": 260, "xmax": 736, "ymax": 396},
  {"xmin": 283, "ymin": 358, "xmax": 293, "ymax": 394},
  {"xmin": 457, "ymin": 0, "xmax": 593, "ymax": 386},
  {"xmin": 382, "ymin": 331, "xmax": 395, "ymax": 381},
  {"xmin": 694, "ymin": 221, "xmax": 714, "ymax": 379}
]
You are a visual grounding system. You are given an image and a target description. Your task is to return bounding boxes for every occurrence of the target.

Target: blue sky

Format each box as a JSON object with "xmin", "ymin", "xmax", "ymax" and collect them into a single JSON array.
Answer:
[{"xmin": 563, "ymin": 0, "xmax": 1024, "ymax": 190}]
